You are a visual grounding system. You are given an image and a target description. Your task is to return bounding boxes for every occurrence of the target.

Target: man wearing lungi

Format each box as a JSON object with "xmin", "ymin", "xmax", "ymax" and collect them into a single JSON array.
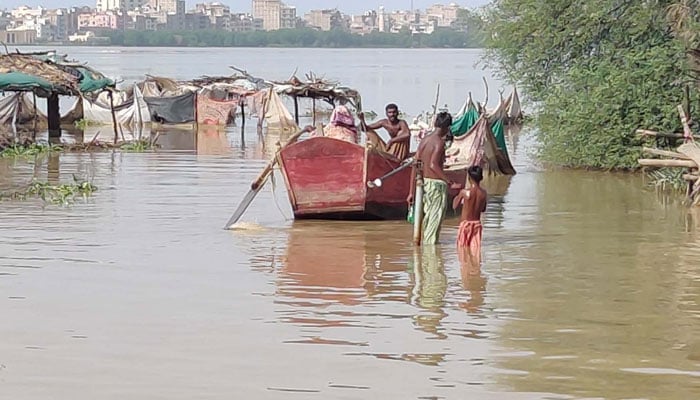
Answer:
[{"xmin": 408, "ymin": 111, "xmax": 462, "ymax": 245}]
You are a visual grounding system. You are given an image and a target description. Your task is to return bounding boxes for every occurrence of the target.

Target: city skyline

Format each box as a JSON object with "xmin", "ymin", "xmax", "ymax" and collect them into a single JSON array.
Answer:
[{"xmin": 2, "ymin": 0, "xmax": 491, "ymax": 14}]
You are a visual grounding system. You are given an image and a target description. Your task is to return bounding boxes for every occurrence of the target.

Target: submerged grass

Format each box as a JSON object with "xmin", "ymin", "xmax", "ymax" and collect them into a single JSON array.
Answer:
[
  {"xmin": 0, "ymin": 176, "xmax": 97, "ymax": 206},
  {"xmin": 646, "ymin": 167, "xmax": 687, "ymax": 192},
  {"xmin": 0, "ymin": 143, "xmax": 62, "ymax": 158},
  {"xmin": 0, "ymin": 138, "xmax": 158, "ymax": 156}
]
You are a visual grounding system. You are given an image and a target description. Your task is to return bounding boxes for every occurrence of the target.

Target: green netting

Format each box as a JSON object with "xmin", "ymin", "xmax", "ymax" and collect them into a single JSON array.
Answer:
[
  {"xmin": 491, "ymin": 118, "xmax": 509, "ymax": 157},
  {"xmin": 450, "ymin": 102, "xmax": 479, "ymax": 137},
  {"xmin": 0, "ymin": 72, "xmax": 54, "ymax": 92},
  {"xmin": 77, "ymin": 67, "xmax": 113, "ymax": 93}
]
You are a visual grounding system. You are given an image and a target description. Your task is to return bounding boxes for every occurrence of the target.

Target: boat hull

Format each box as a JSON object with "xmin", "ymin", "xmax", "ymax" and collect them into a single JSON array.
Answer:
[{"xmin": 278, "ymin": 137, "xmax": 465, "ymax": 220}]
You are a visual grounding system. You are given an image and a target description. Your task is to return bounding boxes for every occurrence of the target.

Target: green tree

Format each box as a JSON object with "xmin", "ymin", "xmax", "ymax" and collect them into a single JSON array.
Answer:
[{"xmin": 485, "ymin": 0, "xmax": 700, "ymax": 169}]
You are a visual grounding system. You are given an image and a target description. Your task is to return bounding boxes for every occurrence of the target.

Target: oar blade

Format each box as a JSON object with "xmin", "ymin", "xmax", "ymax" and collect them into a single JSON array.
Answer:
[{"xmin": 224, "ymin": 185, "xmax": 263, "ymax": 229}]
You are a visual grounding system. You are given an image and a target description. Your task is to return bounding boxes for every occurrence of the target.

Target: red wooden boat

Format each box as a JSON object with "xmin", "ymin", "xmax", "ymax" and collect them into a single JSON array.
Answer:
[{"xmin": 278, "ymin": 136, "xmax": 466, "ymax": 220}]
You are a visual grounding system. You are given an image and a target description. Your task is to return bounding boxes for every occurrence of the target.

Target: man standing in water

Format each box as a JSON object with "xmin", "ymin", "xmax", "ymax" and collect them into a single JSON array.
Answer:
[
  {"xmin": 453, "ymin": 166, "xmax": 487, "ymax": 266},
  {"xmin": 408, "ymin": 111, "xmax": 462, "ymax": 245},
  {"xmin": 359, "ymin": 103, "xmax": 411, "ymax": 160}
]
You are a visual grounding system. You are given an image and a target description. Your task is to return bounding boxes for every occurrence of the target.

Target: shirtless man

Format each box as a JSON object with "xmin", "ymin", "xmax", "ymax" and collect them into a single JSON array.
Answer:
[
  {"xmin": 452, "ymin": 165, "xmax": 487, "ymax": 266},
  {"xmin": 407, "ymin": 111, "xmax": 462, "ymax": 245},
  {"xmin": 359, "ymin": 103, "xmax": 411, "ymax": 160}
]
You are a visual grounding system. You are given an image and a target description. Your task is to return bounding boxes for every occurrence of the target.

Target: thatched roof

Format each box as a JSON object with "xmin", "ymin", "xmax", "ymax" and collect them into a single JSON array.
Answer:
[
  {"xmin": 274, "ymin": 73, "xmax": 362, "ymax": 108},
  {"xmin": 0, "ymin": 51, "xmax": 113, "ymax": 97}
]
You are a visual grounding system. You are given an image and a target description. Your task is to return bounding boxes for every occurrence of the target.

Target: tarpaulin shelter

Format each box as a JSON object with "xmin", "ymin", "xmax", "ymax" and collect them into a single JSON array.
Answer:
[
  {"xmin": 445, "ymin": 115, "xmax": 516, "ymax": 176},
  {"xmin": 0, "ymin": 50, "xmax": 114, "ymax": 137}
]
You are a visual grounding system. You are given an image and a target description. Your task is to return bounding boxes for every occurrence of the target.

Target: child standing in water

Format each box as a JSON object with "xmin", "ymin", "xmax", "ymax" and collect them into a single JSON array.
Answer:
[{"xmin": 452, "ymin": 166, "xmax": 487, "ymax": 267}]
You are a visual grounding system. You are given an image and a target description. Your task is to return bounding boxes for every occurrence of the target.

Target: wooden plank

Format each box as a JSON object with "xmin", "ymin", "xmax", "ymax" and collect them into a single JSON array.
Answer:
[
  {"xmin": 636, "ymin": 129, "xmax": 700, "ymax": 140},
  {"xmin": 642, "ymin": 147, "xmax": 689, "ymax": 159},
  {"xmin": 638, "ymin": 159, "xmax": 698, "ymax": 168}
]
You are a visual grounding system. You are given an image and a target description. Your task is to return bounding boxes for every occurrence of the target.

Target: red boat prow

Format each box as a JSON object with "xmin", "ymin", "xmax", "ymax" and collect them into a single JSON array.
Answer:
[{"xmin": 278, "ymin": 137, "xmax": 465, "ymax": 220}]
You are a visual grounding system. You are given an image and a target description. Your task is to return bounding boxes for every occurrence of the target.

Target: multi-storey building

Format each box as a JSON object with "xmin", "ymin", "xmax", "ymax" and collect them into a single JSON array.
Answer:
[
  {"xmin": 148, "ymin": 0, "xmax": 185, "ymax": 14},
  {"xmin": 96, "ymin": 0, "xmax": 147, "ymax": 12},
  {"xmin": 252, "ymin": 0, "xmax": 296, "ymax": 31},
  {"xmin": 304, "ymin": 9, "xmax": 343, "ymax": 31},
  {"xmin": 195, "ymin": 2, "xmax": 231, "ymax": 29},
  {"xmin": 425, "ymin": 3, "xmax": 461, "ymax": 27}
]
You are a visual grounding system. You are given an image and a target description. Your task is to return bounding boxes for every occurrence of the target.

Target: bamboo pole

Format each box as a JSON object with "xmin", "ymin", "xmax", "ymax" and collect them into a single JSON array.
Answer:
[
  {"xmin": 638, "ymin": 159, "xmax": 698, "ymax": 168},
  {"xmin": 108, "ymin": 91, "xmax": 118, "ymax": 145},
  {"xmin": 683, "ymin": 174, "xmax": 700, "ymax": 181},
  {"xmin": 641, "ymin": 147, "xmax": 689, "ymax": 159}
]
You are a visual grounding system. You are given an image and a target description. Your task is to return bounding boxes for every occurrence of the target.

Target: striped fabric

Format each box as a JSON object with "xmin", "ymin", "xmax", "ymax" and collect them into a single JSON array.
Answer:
[{"xmin": 421, "ymin": 178, "xmax": 447, "ymax": 245}]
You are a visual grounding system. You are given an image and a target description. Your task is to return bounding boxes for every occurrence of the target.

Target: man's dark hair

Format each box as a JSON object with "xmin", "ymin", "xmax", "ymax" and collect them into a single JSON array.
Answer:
[
  {"xmin": 434, "ymin": 111, "xmax": 452, "ymax": 129},
  {"xmin": 385, "ymin": 103, "xmax": 398, "ymax": 112},
  {"xmin": 468, "ymin": 165, "xmax": 483, "ymax": 183}
]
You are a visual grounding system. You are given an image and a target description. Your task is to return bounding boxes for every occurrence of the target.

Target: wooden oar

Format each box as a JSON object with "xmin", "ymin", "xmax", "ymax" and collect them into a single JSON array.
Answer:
[{"xmin": 224, "ymin": 127, "xmax": 308, "ymax": 229}]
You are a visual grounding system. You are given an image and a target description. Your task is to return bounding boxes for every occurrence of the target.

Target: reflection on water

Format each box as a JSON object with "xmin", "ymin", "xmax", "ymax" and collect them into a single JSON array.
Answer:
[{"xmin": 1, "ymin": 49, "xmax": 700, "ymax": 400}]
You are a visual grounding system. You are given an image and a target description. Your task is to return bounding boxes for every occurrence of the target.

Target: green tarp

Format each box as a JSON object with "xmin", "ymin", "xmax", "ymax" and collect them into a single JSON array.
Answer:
[
  {"xmin": 0, "ymin": 72, "xmax": 54, "ymax": 92},
  {"xmin": 490, "ymin": 118, "xmax": 509, "ymax": 158},
  {"xmin": 76, "ymin": 67, "xmax": 114, "ymax": 93},
  {"xmin": 450, "ymin": 102, "xmax": 480, "ymax": 137}
]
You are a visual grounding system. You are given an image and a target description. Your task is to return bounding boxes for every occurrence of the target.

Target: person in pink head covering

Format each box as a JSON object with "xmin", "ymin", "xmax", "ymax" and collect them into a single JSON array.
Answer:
[{"xmin": 323, "ymin": 104, "xmax": 358, "ymax": 143}]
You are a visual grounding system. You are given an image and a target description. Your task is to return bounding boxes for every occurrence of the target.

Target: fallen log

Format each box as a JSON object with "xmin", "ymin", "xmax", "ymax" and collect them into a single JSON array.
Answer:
[
  {"xmin": 642, "ymin": 147, "xmax": 689, "ymax": 159},
  {"xmin": 638, "ymin": 159, "xmax": 698, "ymax": 168},
  {"xmin": 683, "ymin": 173, "xmax": 700, "ymax": 181}
]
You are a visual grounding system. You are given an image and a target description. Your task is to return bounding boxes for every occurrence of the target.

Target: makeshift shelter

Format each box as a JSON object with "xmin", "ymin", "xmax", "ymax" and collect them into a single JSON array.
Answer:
[
  {"xmin": 79, "ymin": 85, "xmax": 149, "ymax": 127},
  {"xmin": 0, "ymin": 50, "xmax": 114, "ymax": 137},
  {"xmin": 445, "ymin": 115, "xmax": 516, "ymax": 175},
  {"xmin": 272, "ymin": 73, "xmax": 362, "ymax": 124},
  {"xmin": 451, "ymin": 94, "xmax": 480, "ymax": 137}
]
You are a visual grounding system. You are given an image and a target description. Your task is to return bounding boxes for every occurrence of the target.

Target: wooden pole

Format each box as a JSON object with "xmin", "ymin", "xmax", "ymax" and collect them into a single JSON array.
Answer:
[
  {"xmin": 108, "ymin": 91, "xmax": 118, "ymax": 145},
  {"xmin": 240, "ymin": 98, "xmax": 245, "ymax": 135},
  {"xmin": 293, "ymin": 95, "xmax": 299, "ymax": 125},
  {"xmin": 32, "ymin": 92, "xmax": 37, "ymax": 140},
  {"xmin": 312, "ymin": 97, "xmax": 316, "ymax": 126},
  {"xmin": 47, "ymin": 92, "xmax": 61, "ymax": 138},
  {"xmin": 412, "ymin": 161, "xmax": 424, "ymax": 246},
  {"xmin": 638, "ymin": 159, "xmax": 698, "ymax": 168}
]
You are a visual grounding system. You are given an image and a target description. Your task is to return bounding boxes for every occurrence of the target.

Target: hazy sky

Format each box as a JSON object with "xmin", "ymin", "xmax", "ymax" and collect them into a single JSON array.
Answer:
[{"xmin": 2, "ymin": 1, "xmax": 492, "ymax": 14}]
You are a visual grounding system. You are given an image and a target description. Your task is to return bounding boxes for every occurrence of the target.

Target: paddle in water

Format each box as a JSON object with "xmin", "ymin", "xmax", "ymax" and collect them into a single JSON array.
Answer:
[{"xmin": 224, "ymin": 126, "xmax": 313, "ymax": 229}]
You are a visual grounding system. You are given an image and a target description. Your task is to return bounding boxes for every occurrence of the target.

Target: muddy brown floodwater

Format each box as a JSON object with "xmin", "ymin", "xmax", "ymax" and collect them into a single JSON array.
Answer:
[{"xmin": 1, "ymin": 48, "xmax": 699, "ymax": 399}]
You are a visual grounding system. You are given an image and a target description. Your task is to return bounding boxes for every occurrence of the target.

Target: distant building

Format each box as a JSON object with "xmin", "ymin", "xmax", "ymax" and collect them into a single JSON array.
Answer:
[
  {"xmin": 1, "ymin": 26, "xmax": 37, "ymax": 44},
  {"xmin": 96, "ymin": 0, "xmax": 147, "ymax": 12},
  {"xmin": 230, "ymin": 13, "xmax": 263, "ymax": 32},
  {"xmin": 425, "ymin": 3, "xmax": 461, "ymax": 27},
  {"xmin": 79, "ymin": 11, "xmax": 124, "ymax": 30},
  {"xmin": 148, "ymin": 0, "xmax": 185, "ymax": 14},
  {"xmin": 304, "ymin": 9, "xmax": 343, "ymax": 31},
  {"xmin": 69, "ymin": 31, "xmax": 95, "ymax": 42},
  {"xmin": 195, "ymin": 2, "xmax": 230, "ymax": 30},
  {"xmin": 252, "ymin": 0, "xmax": 296, "ymax": 31},
  {"xmin": 45, "ymin": 9, "xmax": 68, "ymax": 40}
]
